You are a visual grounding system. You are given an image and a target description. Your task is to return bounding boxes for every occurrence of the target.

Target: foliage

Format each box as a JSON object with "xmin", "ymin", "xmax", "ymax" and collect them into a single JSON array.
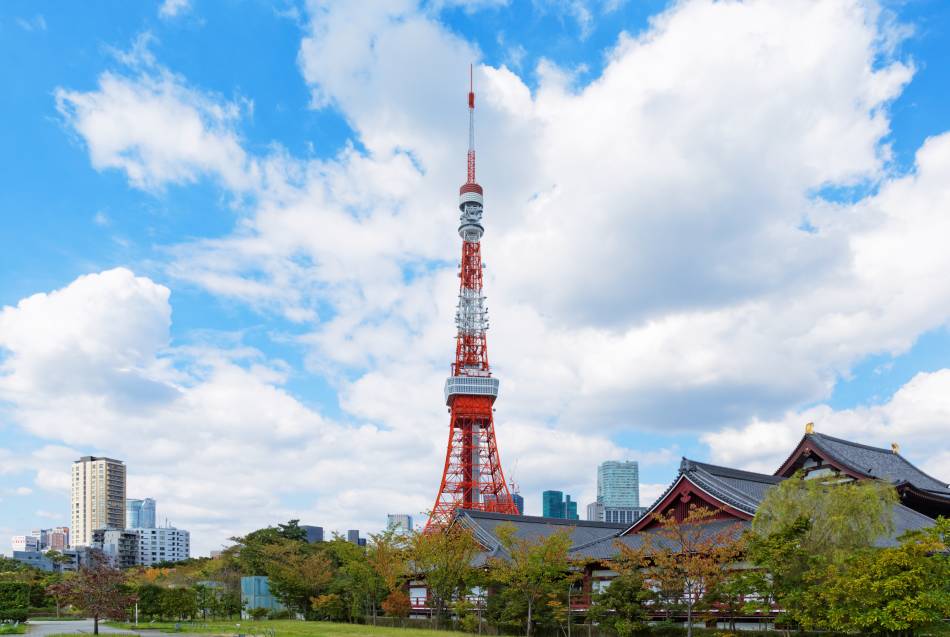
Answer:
[
  {"xmin": 261, "ymin": 539, "xmax": 333, "ymax": 615},
  {"xmin": 587, "ymin": 547, "xmax": 652, "ymax": 637},
  {"xmin": 0, "ymin": 608, "xmax": 28, "ymax": 622},
  {"xmin": 0, "ymin": 623, "xmax": 26, "ymax": 635},
  {"xmin": 311, "ymin": 593, "xmax": 348, "ymax": 622},
  {"xmin": 0, "ymin": 584, "xmax": 29, "ymax": 610},
  {"xmin": 638, "ymin": 506, "xmax": 744, "ymax": 637},
  {"xmin": 752, "ymin": 473, "xmax": 897, "ymax": 563},
  {"xmin": 160, "ymin": 587, "xmax": 198, "ymax": 620},
  {"xmin": 749, "ymin": 475, "xmax": 901, "ymax": 627},
  {"xmin": 46, "ymin": 555, "xmax": 137, "ymax": 635},
  {"xmin": 410, "ymin": 527, "xmax": 480, "ymax": 620},
  {"xmin": 381, "ymin": 589, "xmax": 411, "ymax": 618},
  {"xmin": 487, "ymin": 523, "xmax": 576, "ymax": 637},
  {"xmin": 794, "ymin": 517, "xmax": 950, "ymax": 633}
]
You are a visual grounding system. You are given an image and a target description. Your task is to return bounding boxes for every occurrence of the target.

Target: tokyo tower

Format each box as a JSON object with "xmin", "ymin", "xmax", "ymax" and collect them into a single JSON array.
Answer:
[{"xmin": 425, "ymin": 67, "xmax": 520, "ymax": 531}]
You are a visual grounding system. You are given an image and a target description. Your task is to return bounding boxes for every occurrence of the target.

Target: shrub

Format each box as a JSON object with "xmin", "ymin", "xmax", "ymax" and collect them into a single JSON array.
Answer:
[
  {"xmin": 249, "ymin": 607, "xmax": 268, "ymax": 620},
  {"xmin": 0, "ymin": 608, "xmax": 28, "ymax": 622}
]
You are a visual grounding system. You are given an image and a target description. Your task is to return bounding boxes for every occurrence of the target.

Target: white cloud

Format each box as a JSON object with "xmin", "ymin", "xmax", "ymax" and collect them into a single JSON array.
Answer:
[
  {"xmin": 159, "ymin": 0, "xmax": 191, "ymax": 19},
  {"xmin": 701, "ymin": 368, "xmax": 950, "ymax": 487},
  {"xmin": 16, "ymin": 15, "xmax": 47, "ymax": 32},
  {"xmin": 0, "ymin": 270, "xmax": 645, "ymax": 552},
  {"xmin": 55, "ymin": 59, "xmax": 257, "ymax": 192}
]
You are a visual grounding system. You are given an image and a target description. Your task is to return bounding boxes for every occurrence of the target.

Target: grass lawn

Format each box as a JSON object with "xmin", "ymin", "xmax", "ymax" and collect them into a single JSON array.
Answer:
[
  {"xmin": 0, "ymin": 626, "xmax": 26, "ymax": 635},
  {"xmin": 106, "ymin": 620, "xmax": 468, "ymax": 637}
]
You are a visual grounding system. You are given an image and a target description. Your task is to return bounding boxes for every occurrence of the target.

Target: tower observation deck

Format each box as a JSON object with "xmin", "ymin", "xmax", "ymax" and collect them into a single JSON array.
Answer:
[{"xmin": 425, "ymin": 67, "xmax": 519, "ymax": 531}]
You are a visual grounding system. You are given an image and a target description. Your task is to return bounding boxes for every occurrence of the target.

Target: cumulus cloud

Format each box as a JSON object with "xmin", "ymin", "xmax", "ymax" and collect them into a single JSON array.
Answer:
[
  {"xmin": 55, "ymin": 52, "xmax": 257, "ymax": 192},
  {"xmin": 0, "ymin": 270, "xmax": 647, "ymax": 551},
  {"xmin": 702, "ymin": 367, "xmax": 950, "ymax": 485}
]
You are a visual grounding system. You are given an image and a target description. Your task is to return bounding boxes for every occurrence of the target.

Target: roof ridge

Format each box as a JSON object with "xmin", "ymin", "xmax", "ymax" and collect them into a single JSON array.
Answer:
[
  {"xmin": 812, "ymin": 432, "xmax": 894, "ymax": 454},
  {"xmin": 684, "ymin": 458, "xmax": 783, "ymax": 483},
  {"xmin": 813, "ymin": 434, "xmax": 949, "ymax": 488},
  {"xmin": 459, "ymin": 509, "xmax": 627, "ymax": 529}
]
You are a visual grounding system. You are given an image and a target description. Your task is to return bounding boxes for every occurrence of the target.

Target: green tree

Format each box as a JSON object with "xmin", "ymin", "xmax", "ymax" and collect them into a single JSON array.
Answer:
[
  {"xmin": 749, "ymin": 474, "xmax": 899, "ymax": 628},
  {"xmin": 411, "ymin": 526, "xmax": 480, "ymax": 622},
  {"xmin": 160, "ymin": 587, "xmax": 198, "ymax": 620},
  {"xmin": 488, "ymin": 524, "xmax": 575, "ymax": 637},
  {"xmin": 796, "ymin": 517, "xmax": 950, "ymax": 633},
  {"xmin": 587, "ymin": 548, "xmax": 652, "ymax": 637},
  {"xmin": 752, "ymin": 473, "xmax": 897, "ymax": 563},
  {"xmin": 135, "ymin": 583, "xmax": 164, "ymax": 619},
  {"xmin": 45, "ymin": 555, "xmax": 137, "ymax": 634},
  {"xmin": 261, "ymin": 539, "xmax": 333, "ymax": 616}
]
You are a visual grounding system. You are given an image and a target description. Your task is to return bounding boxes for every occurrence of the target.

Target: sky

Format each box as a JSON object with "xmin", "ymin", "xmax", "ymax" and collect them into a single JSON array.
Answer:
[{"xmin": 1, "ymin": 0, "xmax": 950, "ymax": 556}]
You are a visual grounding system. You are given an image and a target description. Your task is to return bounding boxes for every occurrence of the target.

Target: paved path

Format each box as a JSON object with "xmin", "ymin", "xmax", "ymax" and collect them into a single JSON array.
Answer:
[{"xmin": 26, "ymin": 620, "xmax": 178, "ymax": 636}]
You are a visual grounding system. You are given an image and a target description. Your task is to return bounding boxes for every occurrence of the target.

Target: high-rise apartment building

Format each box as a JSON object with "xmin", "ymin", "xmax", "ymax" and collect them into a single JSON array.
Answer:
[
  {"xmin": 71, "ymin": 456, "xmax": 126, "ymax": 547},
  {"xmin": 126, "ymin": 498, "xmax": 156, "ymax": 528},
  {"xmin": 597, "ymin": 461, "xmax": 640, "ymax": 508},
  {"xmin": 586, "ymin": 501, "xmax": 605, "ymax": 522},
  {"xmin": 301, "ymin": 525, "xmax": 324, "ymax": 543}
]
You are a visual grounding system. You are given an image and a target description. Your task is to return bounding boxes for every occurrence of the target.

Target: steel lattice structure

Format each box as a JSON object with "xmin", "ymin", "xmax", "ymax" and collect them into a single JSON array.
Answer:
[{"xmin": 425, "ymin": 68, "xmax": 519, "ymax": 532}]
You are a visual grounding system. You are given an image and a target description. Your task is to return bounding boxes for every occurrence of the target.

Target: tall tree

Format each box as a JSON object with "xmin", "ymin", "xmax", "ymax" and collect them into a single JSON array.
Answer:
[
  {"xmin": 488, "ymin": 523, "xmax": 575, "ymax": 637},
  {"xmin": 262, "ymin": 539, "xmax": 333, "ymax": 615},
  {"xmin": 640, "ymin": 506, "xmax": 745, "ymax": 637},
  {"xmin": 752, "ymin": 473, "xmax": 897, "ymax": 562},
  {"xmin": 410, "ymin": 526, "xmax": 480, "ymax": 621},
  {"xmin": 46, "ymin": 555, "xmax": 137, "ymax": 634},
  {"xmin": 749, "ymin": 474, "xmax": 899, "ymax": 627}
]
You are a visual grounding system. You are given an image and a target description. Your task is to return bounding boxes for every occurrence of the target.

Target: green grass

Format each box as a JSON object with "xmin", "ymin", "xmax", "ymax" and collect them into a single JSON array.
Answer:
[
  {"xmin": 107, "ymin": 620, "xmax": 468, "ymax": 637},
  {"xmin": 46, "ymin": 634, "xmax": 138, "ymax": 637},
  {"xmin": 0, "ymin": 626, "xmax": 26, "ymax": 635}
]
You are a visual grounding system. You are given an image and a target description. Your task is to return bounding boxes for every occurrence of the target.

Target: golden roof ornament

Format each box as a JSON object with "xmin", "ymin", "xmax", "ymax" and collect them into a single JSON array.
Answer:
[
  {"xmin": 891, "ymin": 442, "xmax": 900, "ymax": 454},
  {"xmin": 805, "ymin": 422, "xmax": 814, "ymax": 434}
]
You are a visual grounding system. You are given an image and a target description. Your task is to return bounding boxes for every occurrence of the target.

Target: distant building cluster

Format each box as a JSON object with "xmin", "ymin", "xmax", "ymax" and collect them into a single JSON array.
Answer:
[
  {"xmin": 542, "ymin": 490, "xmax": 580, "ymax": 520},
  {"xmin": 539, "ymin": 460, "xmax": 646, "ymax": 524},
  {"xmin": 10, "ymin": 455, "xmax": 190, "ymax": 571}
]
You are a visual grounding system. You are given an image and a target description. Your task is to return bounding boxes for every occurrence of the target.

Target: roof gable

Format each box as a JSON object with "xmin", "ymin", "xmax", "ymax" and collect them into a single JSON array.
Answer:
[{"xmin": 777, "ymin": 433, "xmax": 950, "ymax": 495}]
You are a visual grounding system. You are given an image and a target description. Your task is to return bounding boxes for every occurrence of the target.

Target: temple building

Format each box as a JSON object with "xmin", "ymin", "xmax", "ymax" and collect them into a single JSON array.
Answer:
[{"xmin": 410, "ymin": 428, "xmax": 949, "ymax": 617}]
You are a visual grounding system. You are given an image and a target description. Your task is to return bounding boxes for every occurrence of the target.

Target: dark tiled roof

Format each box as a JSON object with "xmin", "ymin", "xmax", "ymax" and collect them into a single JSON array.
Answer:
[
  {"xmin": 455, "ymin": 510, "xmax": 626, "ymax": 562},
  {"xmin": 882, "ymin": 503, "xmax": 939, "ymax": 547},
  {"xmin": 677, "ymin": 458, "xmax": 784, "ymax": 515},
  {"xmin": 574, "ymin": 519, "xmax": 749, "ymax": 561},
  {"xmin": 808, "ymin": 433, "xmax": 950, "ymax": 494}
]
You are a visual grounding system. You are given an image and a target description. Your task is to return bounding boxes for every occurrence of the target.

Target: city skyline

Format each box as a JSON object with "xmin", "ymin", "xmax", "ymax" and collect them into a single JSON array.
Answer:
[{"xmin": 3, "ymin": 0, "xmax": 950, "ymax": 555}]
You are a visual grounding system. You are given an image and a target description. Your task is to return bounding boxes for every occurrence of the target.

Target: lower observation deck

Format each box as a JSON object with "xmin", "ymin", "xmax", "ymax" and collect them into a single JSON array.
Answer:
[{"xmin": 444, "ymin": 376, "xmax": 499, "ymax": 405}]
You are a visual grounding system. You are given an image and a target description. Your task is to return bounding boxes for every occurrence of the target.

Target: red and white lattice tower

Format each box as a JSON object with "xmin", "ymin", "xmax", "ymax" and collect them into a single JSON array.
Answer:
[{"xmin": 425, "ymin": 67, "xmax": 520, "ymax": 531}]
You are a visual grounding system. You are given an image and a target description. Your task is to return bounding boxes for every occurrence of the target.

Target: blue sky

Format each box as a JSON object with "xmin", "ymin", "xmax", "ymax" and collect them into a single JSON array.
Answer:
[{"xmin": 2, "ymin": 0, "xmax": 950, "ymax": 554}]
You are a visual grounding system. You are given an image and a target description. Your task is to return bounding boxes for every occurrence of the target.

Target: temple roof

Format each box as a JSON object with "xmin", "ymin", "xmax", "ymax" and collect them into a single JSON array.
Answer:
[
  {"xmin": 780, "ymin": 432, "xmax": 950, "ymax": 496},
  {"xmin": 678, "ymin": 459, "xmax": 785, "ymax": 515},
  {"xmin": 454, "ymin": 509, "xmax": 626, "ymax": 564}
]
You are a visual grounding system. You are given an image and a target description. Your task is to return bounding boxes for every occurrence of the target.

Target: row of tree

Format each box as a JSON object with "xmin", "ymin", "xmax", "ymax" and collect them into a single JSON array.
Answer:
[{"xmin": 15, "ymin": 475, "xmax": 949, "ymax": 637}]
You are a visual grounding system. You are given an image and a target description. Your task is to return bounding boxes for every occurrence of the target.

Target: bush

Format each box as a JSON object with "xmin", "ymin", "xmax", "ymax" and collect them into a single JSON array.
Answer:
[
  {"xmin": 267, "ymin": 609, "xmax": 292, "ymax": 620},
  {"xmin": 0, "ymin": 608, "xmax": 28, "ymax": 622},
  {"xmin": 249, "ymin": 607, "xmax": 268, "ymax": 620}
]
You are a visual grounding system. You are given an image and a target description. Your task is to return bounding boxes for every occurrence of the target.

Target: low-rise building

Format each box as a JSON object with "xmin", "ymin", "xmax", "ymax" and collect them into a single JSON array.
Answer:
[
  {"xmin": 11, "ymin": 535, "xmax": 38, "ymax": 552},
  {"xmin": 241, "ymin": 576, "xmax": 284, "ymax": 618}
]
